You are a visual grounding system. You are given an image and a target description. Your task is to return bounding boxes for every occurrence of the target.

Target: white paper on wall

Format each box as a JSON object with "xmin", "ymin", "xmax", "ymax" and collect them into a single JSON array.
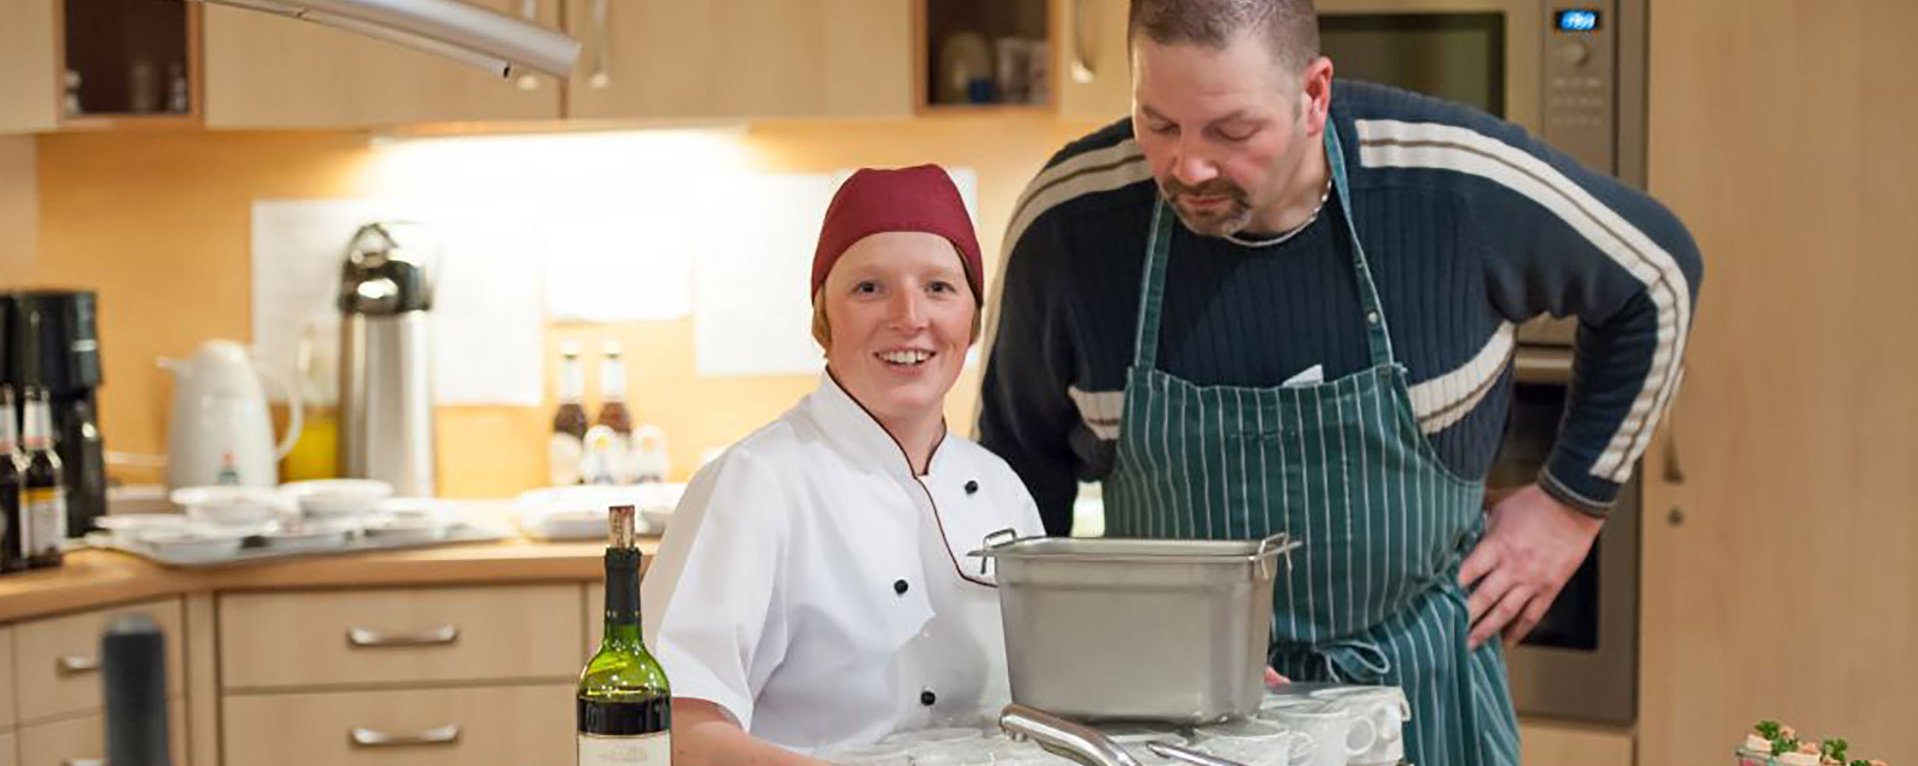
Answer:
[
  {"xmin": 250, "ymin": 199, "xmax": 544, "ymax": 406},
  {"xmin": 691, "ymin": 174, "xmax": 838, "ymax": 377},
  {"xmin": 542, "ymin": 182, "xmax": 697, "ymax": 323}
]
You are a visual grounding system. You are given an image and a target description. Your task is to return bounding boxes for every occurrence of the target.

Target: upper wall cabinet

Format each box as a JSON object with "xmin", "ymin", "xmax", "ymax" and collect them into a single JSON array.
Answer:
[
  {"xmin": 203, "ymin": 0, "xmax": 562, "ymax": 129},
  {"xmin": 0, "ymin": 0, "xmax": 58, "ymax": 132},
  {"xmin": 563, "ymin": 0, "xmax": 913, "ymax": 121},
  {"xmin": 3, "ymin": 0, "xmax": 202, "ymax": 133},
  {"xmin": 918, "ymin": 0, "xmax": 1050, "ymax": 113},
  {"xmin": 1053, "ymin": 0, "xmax": 1131, "ymax": 121}
]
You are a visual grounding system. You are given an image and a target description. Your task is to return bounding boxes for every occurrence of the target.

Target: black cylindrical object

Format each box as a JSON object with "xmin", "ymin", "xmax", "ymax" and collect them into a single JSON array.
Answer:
[{"xmin": 101, "ymin": 613, "xmax": 172, "ymax": 766}]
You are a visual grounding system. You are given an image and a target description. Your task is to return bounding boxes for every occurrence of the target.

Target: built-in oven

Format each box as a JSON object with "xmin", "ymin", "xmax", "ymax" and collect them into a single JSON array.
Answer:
[
  {"xmin": 1485, "ymin": 350, "xmax": 1639, "ymax": 724},
  {"xmin": 1316, "ymin": 0, "xmax": 1649, "ymax": 723}
]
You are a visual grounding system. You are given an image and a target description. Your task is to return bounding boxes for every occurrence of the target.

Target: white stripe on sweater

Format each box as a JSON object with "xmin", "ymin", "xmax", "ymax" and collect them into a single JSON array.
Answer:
[
  {"xmin": 974, "ymin": 140, "xmax": 1152, "ymax": 435},
  {"xmin": 1409, "ymin": 322, "xmax": 1516, "ymax": 434},
  {"xmin": 1355, "ymin": 119, "xmax": 1692, "ymax": 481}
]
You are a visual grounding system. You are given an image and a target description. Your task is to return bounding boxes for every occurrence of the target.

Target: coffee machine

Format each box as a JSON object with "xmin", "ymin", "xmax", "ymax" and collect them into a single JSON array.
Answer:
[{"xmin": 1, "ymin": 290, "xmax": 108, "ymax": 536}]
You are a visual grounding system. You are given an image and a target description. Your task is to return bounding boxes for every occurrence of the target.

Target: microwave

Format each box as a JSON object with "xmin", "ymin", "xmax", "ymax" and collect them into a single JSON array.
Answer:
[
  {"xmin": 1318, "ymin": 0, "xmax": 1649, "ymax": 724},
  {"xmin": 1320, "ymin": 0, "xmax": 1649, "ymax": 349}
]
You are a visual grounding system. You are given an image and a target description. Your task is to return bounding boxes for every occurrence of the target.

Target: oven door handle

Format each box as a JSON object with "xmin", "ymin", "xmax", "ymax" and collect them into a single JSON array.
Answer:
[
  {"xmin": 1512, "ymin": 346, "xmax": 1572, "ymax": 385},
  {"xmin": 1660, "ymin": 366, "xmax": 1687, "ymax": 485}
]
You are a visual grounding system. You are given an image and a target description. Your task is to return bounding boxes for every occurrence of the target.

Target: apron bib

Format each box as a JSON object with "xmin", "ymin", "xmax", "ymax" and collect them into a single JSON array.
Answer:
[{"xmin": 1103, "ymin": 125, "xmax": 1520, "ymax": 766}]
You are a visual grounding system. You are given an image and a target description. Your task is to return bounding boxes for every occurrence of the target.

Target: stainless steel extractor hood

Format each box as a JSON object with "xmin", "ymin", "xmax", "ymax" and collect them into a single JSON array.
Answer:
[{"xmin": 189, "ymin": 0, "xmax": 581, "ymax": 79}]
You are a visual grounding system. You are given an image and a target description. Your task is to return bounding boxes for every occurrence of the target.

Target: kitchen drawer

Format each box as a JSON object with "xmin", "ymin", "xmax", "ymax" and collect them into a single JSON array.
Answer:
[
  {"xmin": 0, "ymin": 626, "xmax": 14, "ymax": 727},
  {"xmin": 15, "ymin": 700, "xmax": 188, "ymax": 766},
  {"xmin": 1520, "ymin": 719, "xmax": 1633, "ymax": 766},
  {"xmin": 223, "ymin": 683, "xmax": 572, "ymax": 766},
  {"xmin": 220, "ymin": 584, "xmax": 582, "ymax": 689},
  {"xmin": 13, "ymin": 599, "xmax": 185, "ymax": 724}
]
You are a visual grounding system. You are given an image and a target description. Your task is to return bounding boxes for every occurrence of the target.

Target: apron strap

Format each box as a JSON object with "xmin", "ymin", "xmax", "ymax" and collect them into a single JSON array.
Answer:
[
  {"xmin": 1132, "ymin": 201, "xmax": 1176, "ymax": 369},
  {"xmin": 1132, "ymin": 123, "xmax": 1400, "ymax": 371},
  {"xmin": 1324, "ymin": 123, "xmax": 1399, "ymax": 371}
]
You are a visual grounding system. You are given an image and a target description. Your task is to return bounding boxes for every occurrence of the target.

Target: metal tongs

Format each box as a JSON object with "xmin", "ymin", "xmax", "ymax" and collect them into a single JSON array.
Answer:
[{"xmin": 997, "ymin": 704, "xmax": 1250, "ymax": 766}]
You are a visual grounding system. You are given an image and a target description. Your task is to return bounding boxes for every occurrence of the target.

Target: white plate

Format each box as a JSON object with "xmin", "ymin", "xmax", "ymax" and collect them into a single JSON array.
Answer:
[
  {"xmin": 373, "ymin": 497, "xmax": 455, "ymax": 523},
  {"xmin": 170, "ymin": 485, "xmax": 287, "ymax": 526},
  {"xmin": 95, "ymin": 513, "xmax": 194, "ymax": 547},
  {"xmin": 142, "ymin": 530, "xmax": 247, "ymax": 559},
  {"xmin": 515, "ymin": 484, "xmax": 685, "ymax": 539},
  {"xmin": 260, "ymin": 527, "xmax": 351, "ymax": 552},
  {"xmin": 280, "ymin": 479, "xmax": 394, "ymax": 517},
  {"xmin": 363, "ymin": 517, "xmax": 455, "ymax": 545}
]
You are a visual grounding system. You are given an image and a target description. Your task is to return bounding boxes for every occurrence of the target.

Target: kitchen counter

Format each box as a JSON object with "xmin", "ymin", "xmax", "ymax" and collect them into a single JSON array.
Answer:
[{"xmin": 0, "ymin": 533, "xmax": 658, "ymax": 624}]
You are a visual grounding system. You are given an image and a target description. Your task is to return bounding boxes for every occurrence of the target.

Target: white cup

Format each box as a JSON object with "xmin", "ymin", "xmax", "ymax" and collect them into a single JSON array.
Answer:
[
  {"xmin": 1309, "ymin": 686, "xmax": 1410, "ymax": 765},
  {"xmin": 1195, "ymin": 718, "xmax": 1310, "ymax": 766},
  {"xmin": 1259, "ymin": 707, "xmax": 1378, "ymax": 766}
]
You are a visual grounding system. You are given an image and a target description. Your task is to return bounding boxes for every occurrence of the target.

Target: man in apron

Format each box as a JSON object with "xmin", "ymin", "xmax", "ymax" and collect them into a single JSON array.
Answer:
[{"xmin": 977, "ymin": 2, "xmax": 1703, "ymax": 764}]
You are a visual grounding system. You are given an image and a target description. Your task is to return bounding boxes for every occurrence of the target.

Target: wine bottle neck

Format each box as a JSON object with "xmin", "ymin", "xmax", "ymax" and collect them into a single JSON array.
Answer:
[
  {"xmin": 603, "ymin": 550, "xmax": 643, "ymax": 646},
  {"xmin": 560, "ymin": 355, "xmax": 585, "ymax": 403}
]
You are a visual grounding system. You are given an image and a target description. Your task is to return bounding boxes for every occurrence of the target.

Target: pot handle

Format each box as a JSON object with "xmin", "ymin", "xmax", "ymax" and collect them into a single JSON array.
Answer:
[
  {"xmin": 1254, "ymin": 532, "xmax": 1304, "ymax": 579},
  {"xmin": 971, "ymin": 527, "xmax": 1021, "ymax": 576}
]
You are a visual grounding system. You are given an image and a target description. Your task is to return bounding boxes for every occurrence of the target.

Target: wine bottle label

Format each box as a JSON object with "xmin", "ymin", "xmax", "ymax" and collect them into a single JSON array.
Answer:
[
  {"xmin": 578, "ymin": 731, "xmax": 670, "ymax": 765},
  {"xmin": 24, "ymin": 487, "xmax": 65, "ymax": 554},
  {"xmin": 550, "ymin": 433, "xmax": 585, "ymax": 486}
]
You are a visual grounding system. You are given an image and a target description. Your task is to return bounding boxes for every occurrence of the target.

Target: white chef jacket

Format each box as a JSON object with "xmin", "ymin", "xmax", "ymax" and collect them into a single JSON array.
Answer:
[{"xmin": 641, "ymin": 374, "xmax": 1045, "ymax": 753}]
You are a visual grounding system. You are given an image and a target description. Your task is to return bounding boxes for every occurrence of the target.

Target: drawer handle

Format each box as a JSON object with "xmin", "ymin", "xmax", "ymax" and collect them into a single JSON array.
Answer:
[
  {"xmin": 346, "ymin": 624, "xmax": 460, "ymax": 648},
  {"xmin": 61, "ymin": 759, "xmax": 106, "ymax": 766},
  {"xmin": 350, "ymin": 724, "xmax": 461, "ymax": 748},
  {"xmin": 56, "ymin": 655, "xmax": 101, "ymax": 676}
]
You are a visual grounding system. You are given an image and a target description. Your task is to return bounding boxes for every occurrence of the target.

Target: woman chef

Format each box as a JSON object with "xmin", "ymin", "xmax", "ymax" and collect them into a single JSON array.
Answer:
[{"xmin": 641, "ymin": 164, "xmax": 1046, "ymax": 765}]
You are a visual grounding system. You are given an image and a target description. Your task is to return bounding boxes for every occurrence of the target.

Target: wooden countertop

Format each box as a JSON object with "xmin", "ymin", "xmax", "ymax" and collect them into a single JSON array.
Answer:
[{"xmin": 0, "ymin": 533, "xmax": 659, "ymax": 624}]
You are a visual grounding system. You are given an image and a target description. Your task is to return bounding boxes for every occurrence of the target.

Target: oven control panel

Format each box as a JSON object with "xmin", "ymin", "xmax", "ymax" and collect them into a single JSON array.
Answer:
[{"xmin": 1542, "ymin": 2, "xmax": 1618, "ymax": 174}]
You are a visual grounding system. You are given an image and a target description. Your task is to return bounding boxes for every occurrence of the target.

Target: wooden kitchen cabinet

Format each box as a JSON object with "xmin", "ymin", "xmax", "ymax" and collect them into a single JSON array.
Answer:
[
  {"xmin": 1637, "ymin": 1, "xmax": 1918, "ymax": 765},
  {"xmin": 15, "ymin": 702, "xmax": 187, "ymax": 766},
  {"xmin": 562, "ymin": 0, "xmax": 913, "ymax": 120},
  {"xmin": 0, "ymin": 731, "xmax": 15, "ymax": 766},
  {"xmin": 0, "ymin": 0, "xmax": 59, "ymax": 132},
  {"xmin": 1052, "ymin": 0, "xmax": 1131, "ymax": 120},
  {"xmin": 223, "ymin": 683, "xmax": 572, "ymax": 766},
  {"xmin": 0, "ymin": 626, "xmax": 14, "ymax": 729},
  {"xmin": 219, "ymin": 584, "xmax": 581, "ymax": 690},
  {"xmin": 1520, "ymin": 719, "xmax": 1633, "ymax": 766},
  {"xmin": 11, "ymin": 598, "xmax": 185, "ymax": 725},
  {"xmin": 584, "ymin": 581, "xmax": 602, "ymax": 662},
  {"xmin": 202, "ymin": 0, "xmax": 562, "ymax": 129}
]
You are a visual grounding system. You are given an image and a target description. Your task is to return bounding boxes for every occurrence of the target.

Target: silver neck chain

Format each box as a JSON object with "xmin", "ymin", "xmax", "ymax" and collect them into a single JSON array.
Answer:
[{"xmin": 1221, "ymin": 170, "xmax": 1335, "ymax": 249}]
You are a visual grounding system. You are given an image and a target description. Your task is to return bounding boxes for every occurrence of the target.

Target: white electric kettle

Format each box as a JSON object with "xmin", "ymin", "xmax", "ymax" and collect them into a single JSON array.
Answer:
[{"xmin": 161, "ymin": 340, "xmax": 303, "ymax": 489}]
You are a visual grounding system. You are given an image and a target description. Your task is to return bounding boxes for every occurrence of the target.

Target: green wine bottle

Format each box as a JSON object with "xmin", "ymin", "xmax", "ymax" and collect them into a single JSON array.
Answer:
[{"xmin": 578, "ymin": 504, "xmax": 671, "ymax": 765}]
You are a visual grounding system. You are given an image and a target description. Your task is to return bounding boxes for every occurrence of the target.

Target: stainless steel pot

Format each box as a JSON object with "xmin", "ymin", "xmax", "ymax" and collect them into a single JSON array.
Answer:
[{"xmin": 972, "ymin": 533, "xmax": 1299, "ymax": 724}]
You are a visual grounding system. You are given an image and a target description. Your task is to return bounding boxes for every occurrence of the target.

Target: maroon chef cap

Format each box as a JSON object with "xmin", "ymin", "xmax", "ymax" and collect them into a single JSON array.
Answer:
[{"xmin": 811, "ymin": 165, "xmax": 983, "ymax": 305}]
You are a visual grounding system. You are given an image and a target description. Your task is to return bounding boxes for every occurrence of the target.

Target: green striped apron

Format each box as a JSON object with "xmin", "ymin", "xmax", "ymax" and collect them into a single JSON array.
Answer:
[{"xmin": 1103, "ymin": 125, "xmax": 1521, "ymax": 766}]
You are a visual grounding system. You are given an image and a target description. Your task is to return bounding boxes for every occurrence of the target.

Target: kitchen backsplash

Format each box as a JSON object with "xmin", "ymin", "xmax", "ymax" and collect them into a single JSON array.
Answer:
[{"xmin": 19, "ymin": 116, "xmax": 1104, "ymax": 497}]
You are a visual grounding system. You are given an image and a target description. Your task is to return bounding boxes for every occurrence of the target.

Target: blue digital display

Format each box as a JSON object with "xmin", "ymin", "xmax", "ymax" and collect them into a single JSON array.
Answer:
[{"xmin": 1556, "ymin": 9, "xmax": 1601, "ymax": 32}]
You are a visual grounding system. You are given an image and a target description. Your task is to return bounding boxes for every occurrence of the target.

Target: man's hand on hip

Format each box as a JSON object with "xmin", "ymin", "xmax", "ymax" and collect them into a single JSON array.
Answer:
[{"xmin": 1457, "ymin": 483, "xmax": 1603, "ymax": 648}]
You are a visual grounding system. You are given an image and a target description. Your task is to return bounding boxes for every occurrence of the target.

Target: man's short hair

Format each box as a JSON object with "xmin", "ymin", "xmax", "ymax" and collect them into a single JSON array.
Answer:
[{"xmin": 1128, "ymin": 0, "xmax": 1321, "ymax": 74}]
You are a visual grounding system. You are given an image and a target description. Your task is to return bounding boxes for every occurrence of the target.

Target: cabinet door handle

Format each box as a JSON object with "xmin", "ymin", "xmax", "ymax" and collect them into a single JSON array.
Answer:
[
  {"xmin": 56, "ymin": 655, "xmax": 101, "ymax": 676},
  {"xmin": 350, "ymin": 724, "xmax": 461, "ymax": 748},
  {"xmin": 61, "ymin": 759, "xmax": 107, "ymax": 766},
  {"xmin": 346, "ymin": 624, "xmax": 459, "ymax": 648},
  {"xmin": 1070, "ymin": 0, "xmax": 1099, "ymax": 84},
  {"xmin": 588, "ymin": 0, "xmax": 611, "ymax": 88}
]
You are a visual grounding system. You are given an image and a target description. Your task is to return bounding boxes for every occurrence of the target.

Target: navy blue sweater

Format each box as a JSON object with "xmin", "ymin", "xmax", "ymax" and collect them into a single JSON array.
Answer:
[{"xmin": 977, "ymin": 81, "xmax": 1703, "ymax": 535}]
